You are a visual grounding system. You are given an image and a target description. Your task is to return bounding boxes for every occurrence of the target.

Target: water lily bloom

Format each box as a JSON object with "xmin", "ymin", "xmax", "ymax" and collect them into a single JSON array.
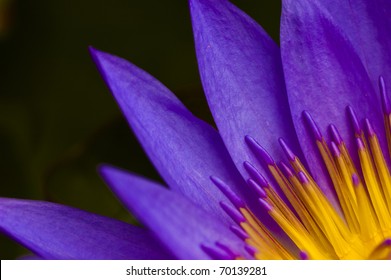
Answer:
[{"xmin": 1, "ymin": 0, "xmax": 391, "ymax": 260}]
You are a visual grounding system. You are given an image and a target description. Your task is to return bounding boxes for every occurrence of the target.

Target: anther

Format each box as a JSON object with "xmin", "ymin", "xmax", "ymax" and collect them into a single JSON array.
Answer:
[
  {"xmin": 211, "ymin": 176, "xmax": 245, "ymax": 208},
  {"xmin": 330, "ymin": 141, "xmax": 341, "ymax": 157},
  {"xmin": 299, "ymin": 251, "xmax": 309, "ymax": 260},
  {"xmin": 247, "ymin": 179, "xmax": 267, "ymax": 198},
  {"xmin": 279, "ymin": 161, "xmax": 295, "ymax": 179},
  {"xmin": 356, "ymin": 137, "xmax": 365, "ymax": 151},
  {"xmin": 259, "ymin": 199, "xmax": 273, "ymax": 212},
  {"xmin": 329, "ymin": 124, "xmax": 343, "ymax": 145},
  {"xmin": 352, "ymin": 174, "xmax": 360, "ymax": 187},
  {"xmin": 302, "ymin": 111, "xmax": 323, "ymax": 141},
  {"xmin": 365, "ymin": 118, "xmax": 376, "ymax": 137},
  {"xmin": 245, "ymin": 136, "xmax": 274, "ymax": 165},
  {"xmin": 230, "ymin": 225, "xmax": 249, "ymax": 240},
  {"xmin": 279, "ymin": 138, "xmax": 297, "ymax": 162},
  {"xmin": 298, "ymin": 171, "xmax": 309, "ymax": 184},
  {"xmin": 244, "ymin": 245, "xmax": 258, "ymax": 257},
  {"xmin": 219, "ymin": 202, "xmax": 246, "ymax": 225},
  {"xmin": 243, "ymin": 161, "xmax": 269, "ymax": 188},
  {"xmin": 347, "ymin": 106, "xmax": 362, "ymax": 135},
  {"xmin": 379, "ymin": 76, "xmax": 391, "ymax": 115}
]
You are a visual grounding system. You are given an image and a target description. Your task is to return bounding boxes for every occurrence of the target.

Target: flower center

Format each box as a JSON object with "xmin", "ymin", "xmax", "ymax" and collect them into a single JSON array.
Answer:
[{"xmin": 207, "ymin": 77, "xmax": 391, "ymax": 260}]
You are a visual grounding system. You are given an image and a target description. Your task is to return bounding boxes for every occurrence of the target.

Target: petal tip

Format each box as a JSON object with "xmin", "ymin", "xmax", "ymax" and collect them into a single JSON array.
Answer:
[{"xmin": 97, "ymin": 163, "xmax": 117, "ymax": 181}]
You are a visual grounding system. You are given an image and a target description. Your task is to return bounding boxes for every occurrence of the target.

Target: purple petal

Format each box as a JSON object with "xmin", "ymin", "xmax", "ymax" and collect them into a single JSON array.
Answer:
[
  {"xmin": 0, "ymin": 198, "xmax": 173, "ymax": 260},
  {"xmin": 100, "ymin": 165, "xmax": 248, "ymax": 260},
  {"xmin": 313, "ymin": 0, "xmax": 391, "ymax": 94},
  {"xmin": 280, "ymin": 0, "xmax": 387, "ymax": 201},
  {"xmin": 190, "ymin": 0, "xmax": 302, "ymax": 177},
  {"xmin": 90, "ymin": 47, "xmax": 246, "ymax": 223},
  {"xmin": 189, "ymin": 2, "xmax": 305, "ymax": 237}
]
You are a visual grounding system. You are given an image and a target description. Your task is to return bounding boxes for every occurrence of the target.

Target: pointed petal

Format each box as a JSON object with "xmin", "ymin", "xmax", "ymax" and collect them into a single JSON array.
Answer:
[
  {"xmin": 190, "ymin": 0, "xmax": 302, "ymax": 177},
  {"xmin": 0, "ymin": 198, "xmax": 173, "ymax": 260},
  {"xmin": 313, "ymin": 0, "xmax": 391, "ymax": 94},
  {"xmin": 90, "ymin": 47, "xmax": 246, "ymax": 222},
  {"xmin": 189, "ymin": 0, "xmax": 305, "ymax": 236},
  {"xmin": 100, "ymin": 165, "xmax": 247, "ymax": 260},
  {"xmin": 280, "ymin": 0, "xmax": 387, "ymax": 200}
]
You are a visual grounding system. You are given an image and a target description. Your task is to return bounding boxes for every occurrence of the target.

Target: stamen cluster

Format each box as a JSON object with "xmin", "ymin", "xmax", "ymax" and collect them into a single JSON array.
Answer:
[{"xmin": 208, "ymin": 78, "xmax": 391, "ymax": 260}]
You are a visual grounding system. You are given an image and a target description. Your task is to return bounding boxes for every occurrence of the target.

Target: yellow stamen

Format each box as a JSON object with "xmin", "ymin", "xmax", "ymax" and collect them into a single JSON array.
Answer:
[
  {"xmin": 353, "ymin": 174, "xmax": 381, "ymax": 247},
  {"xmin": 226, "ymin": 103, "xmax": 391, "ymax": 259},
  {"xmin": 357, "ymin": 138, "xmax": 391, "ymax": 234},
  {"xmin": 368, "ymin": 130, "xmax": 391, "ymax": 212}
]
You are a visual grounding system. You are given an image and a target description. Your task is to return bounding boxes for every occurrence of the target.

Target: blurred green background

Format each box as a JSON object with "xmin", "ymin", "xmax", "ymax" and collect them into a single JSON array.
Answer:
[{"xmin": 0, "ymin": 0, "xmax": 281, "ymax": 259}]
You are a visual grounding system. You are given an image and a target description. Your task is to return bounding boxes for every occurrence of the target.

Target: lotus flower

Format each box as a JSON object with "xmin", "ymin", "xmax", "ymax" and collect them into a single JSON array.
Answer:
[{"xmin": 1, "ymin": 0, "xmax": 391, "ymax": 260}]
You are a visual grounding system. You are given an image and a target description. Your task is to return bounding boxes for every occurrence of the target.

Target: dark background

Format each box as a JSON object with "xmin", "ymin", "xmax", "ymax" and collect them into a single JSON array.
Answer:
[{"xmin": 0, "ymin": 0, "xmax": 281, "ymax": 259}]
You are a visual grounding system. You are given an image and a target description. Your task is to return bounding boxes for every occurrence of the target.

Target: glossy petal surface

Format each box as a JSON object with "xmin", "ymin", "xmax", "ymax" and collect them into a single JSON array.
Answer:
[
  {"xmin": 90, "ymin": 47, "xmax": 246, "ymax": 222},
  {"xmin": 100, "ymin": 165, "xmax": 247, "ymax": 260},
  {"xmin": 190, "ymin": 0, "xmax": 302, "ymax": 177},
  {"xmin": 0, "ymin": 198, "xmax": 173, "ymax": 260},
  {"xmin": 280, "ymin": 0, "xmax": 387, "ymax": 201}
]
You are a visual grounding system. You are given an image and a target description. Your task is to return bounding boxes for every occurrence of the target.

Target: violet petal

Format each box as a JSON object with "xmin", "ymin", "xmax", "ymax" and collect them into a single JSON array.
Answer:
[
  {"xmin": 280, "ymin": 0, "xmax": 386, "ymax": 204},
  {"xmin": 90, "ymin": 47, "xmax": 246, "ymax": 223},
  {"xmin": 0, "ymin": 198, "xmax": 173, "ymax": 259},
  {"xmin": 190, "ymin": 0, "xmax": 302, "ymax": 178},
  {"xmin": 100, "ymin": 165, "xmax": 248, "ymax": 260}
]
